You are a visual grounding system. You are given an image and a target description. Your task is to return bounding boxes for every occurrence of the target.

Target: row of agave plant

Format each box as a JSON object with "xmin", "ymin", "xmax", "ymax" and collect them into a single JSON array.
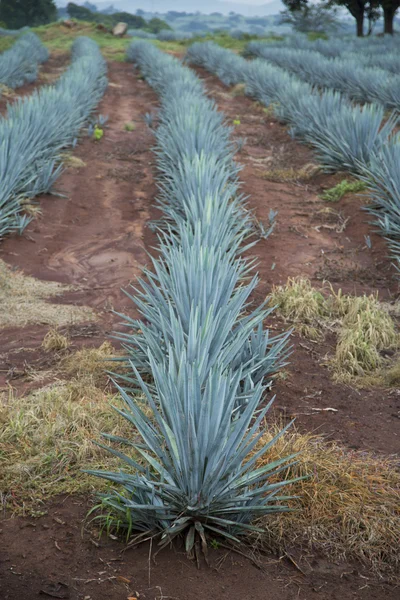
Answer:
[
  {"xmin": 0, "ymin": 26, "xmax": 30, "ymax": 37},
  {"xmin": 245, "ymin": 42, "xmax": 400, "ymax": 110},
  {"xmin": 265, "ymin": 33, "xmax": 400, "ymax": 70},
  {"xmin": 0, "ymin": 32, "xmax": 48, "ymax": 89},
  {"xmin": 0, "ymin": 37, "xmax": 107, "ymax": 240},
  {"xmin": 185, "ymin": 42, "xmax": 400, "ymax": 272},
  {"xmin": 88, "ymin": 40, "xmax": 299, "ymax": 554}
]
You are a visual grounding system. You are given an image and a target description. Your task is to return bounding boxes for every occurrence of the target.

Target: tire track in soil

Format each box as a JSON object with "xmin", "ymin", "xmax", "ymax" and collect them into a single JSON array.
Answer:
[
  {"xmin": 0, "ymin": 61, "xmax": 160, "ymax": 387},
  {"xmin": 197, "ymin": 69, "xmax": 400, "ymax": 455}
]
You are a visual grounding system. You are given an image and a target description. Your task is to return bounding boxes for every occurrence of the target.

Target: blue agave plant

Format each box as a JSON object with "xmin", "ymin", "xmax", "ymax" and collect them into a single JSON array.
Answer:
[
  {"xmin": 89, "ymin": 41, "xmax": 299, "ymax": 554},
  {"xmin": 0, "ymin": 37, "xmax": 108, "ymax": 242}
]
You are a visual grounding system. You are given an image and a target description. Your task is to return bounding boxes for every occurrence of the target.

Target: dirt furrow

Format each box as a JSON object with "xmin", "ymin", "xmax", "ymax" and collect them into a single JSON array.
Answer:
[{"xmin": 0, "ymin": 61, "xmax": 159, "ymax": 387}]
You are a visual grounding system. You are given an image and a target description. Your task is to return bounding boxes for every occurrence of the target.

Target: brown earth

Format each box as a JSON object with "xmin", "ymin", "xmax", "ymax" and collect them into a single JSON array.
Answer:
[
  {"xmin": 0, "ymin": 59, "xmax": 399, "ymax": 600},
  {"xmin": 1, "ymin": 495, "xmax": 398, "ymax": 600}
]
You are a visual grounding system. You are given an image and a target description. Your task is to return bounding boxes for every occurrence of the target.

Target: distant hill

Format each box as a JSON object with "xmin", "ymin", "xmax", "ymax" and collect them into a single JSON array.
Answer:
[{"xmin": 55, "ymin": 1, "xmax": 285, "ymax": 16}]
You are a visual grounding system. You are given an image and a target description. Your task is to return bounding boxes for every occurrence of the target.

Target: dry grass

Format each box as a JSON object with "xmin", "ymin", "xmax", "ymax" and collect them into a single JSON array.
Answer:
[
  {"xmin": 0, "ymin": 84, "xmax": 17, "ymax": 99},
  {"xmin": 0, "ymin": 259, "xmax": 95, "ymax": 328},
  {"xmin": 0, "ymin": 379, "xmax": 138, "ymax": 514},
  {"xmin": 42, "ymin": 329, "xmax": 70, "ymax": 352},
  {"xmin": 269, "ymin": 277, "xmax": 327, "ymax": 340},
  {"xmin": 59, "ymin": 153, "xmax": 86, "ymax": 169},
  {"xmin": 62, "ymin": 341, "xmax": 125, "ymax": 387},
  {"xmin": 230, "ymin": 83, "xmax": 246, "ymax": 96},
  {"xmin": 261, "ymin": 164, "xmax": 320, "ymax": 183},
  {"xmin": 269, "ymin": 277, "xmax": 399, "ymax": 380},
  {"xmin": 332, "ymin": 294, "xmax": 398, "ymax": 379},
  {"xmin": 255, "ymin": 425, "xmax": 400, "ymax": 578}
]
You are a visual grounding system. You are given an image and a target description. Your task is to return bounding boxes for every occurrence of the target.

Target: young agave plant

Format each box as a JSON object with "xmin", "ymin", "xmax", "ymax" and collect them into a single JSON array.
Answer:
[{"xmin": 87, "ymin": 360, "xmax": 301, "ymax": 554}]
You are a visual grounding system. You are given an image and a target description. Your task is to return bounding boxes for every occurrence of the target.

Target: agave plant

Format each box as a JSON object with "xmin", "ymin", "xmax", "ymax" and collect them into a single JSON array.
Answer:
[
  {"xmin": 88, "ymin": 362, "xmax": 301, "ymax": 553},
  {"xmin": 0, "ymin": 32, "xmax": 48, "ymax": 89},
  {"xmin": 245, "ymin": 43, "xmax": 400, "ymax": 111},
  {"xmin": 89, "ymin": 41, "xmax": 298, "ymax": 552},
  {"xmin": 0, "ymin": 37, "xmax": 108, "ymax": 241}
]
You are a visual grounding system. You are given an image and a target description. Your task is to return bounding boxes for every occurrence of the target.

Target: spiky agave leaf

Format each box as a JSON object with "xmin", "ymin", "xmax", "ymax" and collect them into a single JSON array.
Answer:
[{"xmin": 87, "ymin": 359, "xmax": 302, "ymax": 546}]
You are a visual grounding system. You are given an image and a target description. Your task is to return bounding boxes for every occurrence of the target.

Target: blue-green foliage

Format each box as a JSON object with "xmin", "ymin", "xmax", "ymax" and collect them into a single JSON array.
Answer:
[
  {"xmin": 0, "ymin": 37, "xmax": 107, "ymax": 240},
  {"xmin": 127, "ymin": 29, "xmax": 155, "ymax": 39},
  {"xmin": 186, "ymin": 42, "xmax": 400, "ymax": 268},
  {"xmin": 246, "ymin": 43, "xmax": 400, "ymax": 111},
  {"xmin": 157, "ymin": 29, "xmax": 191, "ymax": 41},
  {"xmin": 0, "ymin": 26, "xmax": 29, "ymax": 37},
  {"xmin": 90, "ymin": 41, "xmax": 295, "ymax": 550},
  {"xmin": 360, "ymin": 140, "xmax": 400, "ymax": 268},
  {"xmin": 259, "ymin": 33, "xmax": 400, "ymax": 63},
  {"xmin": 0, "ymin": 32, "xmax": 48, "ymax": 88},
  {"xmin": 187, "ymin": 42, "xmax": 397, "ymax": 173}
]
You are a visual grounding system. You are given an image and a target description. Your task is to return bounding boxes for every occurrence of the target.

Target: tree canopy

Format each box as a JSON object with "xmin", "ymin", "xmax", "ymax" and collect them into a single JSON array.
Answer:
[{"xmin": 0, "ymin": 0, "xmax": 57, "ymax": 29}]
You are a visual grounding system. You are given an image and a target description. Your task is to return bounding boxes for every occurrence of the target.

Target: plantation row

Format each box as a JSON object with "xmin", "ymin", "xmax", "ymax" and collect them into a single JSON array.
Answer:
[
  {"xmin": 186, "ymin": 42, "xmax": 400, "ymax": 272},
  {"xmin": 89, "ymin": 40, "xmax": 296, "ymax": 549},
  {"xmin": 246, "ymin": 42, "xmax": 400, "ymax": 110},
  {"xmin": 0, "ymin": 32, "xmax": 48, "ymax": 89},
  {"xmin": 266, "ymin": 33, "xmax": 400, "ymax": 71},
  {"xmin": 0, "ymin": 37, "xmax": 107, "ymax": 240}
]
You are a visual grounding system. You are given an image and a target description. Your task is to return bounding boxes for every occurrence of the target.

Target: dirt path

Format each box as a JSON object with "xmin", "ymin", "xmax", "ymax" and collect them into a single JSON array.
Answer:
[{"xmin": 0, "ymin": 61, "xmax": 159, "ymax": 388}]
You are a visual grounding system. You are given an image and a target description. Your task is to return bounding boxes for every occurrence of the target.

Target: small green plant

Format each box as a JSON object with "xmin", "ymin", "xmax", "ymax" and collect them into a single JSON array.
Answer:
[
  {"xmin": 93, "ymin": 124, "xmax": 104, "ymax": 141},
  {"xmin": 320, "ymin": 179, "xmax": 366, "ymax": 202},
  {"xmin": 233, "ymin": 118, "xmax": 241, "ymax": 126},
  {"xmin": 124, "ymin": 121, "xmax": 135, "ymax": 132}
]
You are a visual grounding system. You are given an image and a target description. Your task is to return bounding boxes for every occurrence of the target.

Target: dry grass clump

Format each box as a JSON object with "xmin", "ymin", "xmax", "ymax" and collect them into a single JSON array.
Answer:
[
  {"xmin": 42, "ymin": 328, "xmax": 70, "ymax": 352},
  {"xmin": 332, "ymin": 294, "xmax": 398, "ymax": 379},
  {"xmin": 0, "ymin": 259, "xmax": 95, "ymax": 328},
  {"xmin": 59, "ymin": 152, "xmax": 86, "ymax": 169},
  {"xmin": 256, "ymin": 426, "xmax": 400, "ymax": 577},
  {"xmin": 261, "ymin": 164, "xmax": 320, "ymax": 183},
  {"xmin": 269, "ymin": 277, "xmax": 327, "ymax": 340},
  {"xmin": 230, "ymin": 83, "xmax": 246, "ymax": 96},
  {"xmin": 269, "ymin": 277, "xmax": 399, "ymax": 381},
  {"xmin": 62, "ymin": 341, "xmax": 124, "ymax": 387},
  {"xmin": 0, "ymin": 380, "xmax": 138, "ymax": 514}
]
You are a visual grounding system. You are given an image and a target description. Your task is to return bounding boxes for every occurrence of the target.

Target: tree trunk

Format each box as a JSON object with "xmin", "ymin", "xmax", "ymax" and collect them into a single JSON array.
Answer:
[
  {"xmin": 356, "ymin": 14, "xmax": 364, "ymax": 36},
  {"xmin": 384, "ymin": 8, "xmax": 394, "ymax": 34}
]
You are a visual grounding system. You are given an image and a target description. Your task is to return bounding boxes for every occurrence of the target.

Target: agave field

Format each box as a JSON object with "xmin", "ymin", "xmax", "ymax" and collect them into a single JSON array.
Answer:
[{"xmin": 0, "ymin": 22, "xmax": 399, "ymax": 600}]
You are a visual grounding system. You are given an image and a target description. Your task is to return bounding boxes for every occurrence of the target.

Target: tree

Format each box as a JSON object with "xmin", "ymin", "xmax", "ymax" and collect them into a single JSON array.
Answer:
[
  {"xmin": 281, "ymin": 0, "xmax": 309, "ymax": 10},
  {"xmin": 146, "ymin": 18, "xmax": 172, "ymax": 34},
  {"xmin": 379, "ymin": 0, "xmax": 400, "ymax": 33},
  {"xmin": 366, "ymin": 1, "xmax": 381, "ymax": 34},
  {"xmin": 328, "ymin": 0, "xmax": 381, "ymax": 36},
  {"xmin": 0, "ymin": 0, "xmax": 57, "ymax": 29},
  {"xmin": 280, "ymin": 3, "xmax": 340, "ymax": 33}
]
